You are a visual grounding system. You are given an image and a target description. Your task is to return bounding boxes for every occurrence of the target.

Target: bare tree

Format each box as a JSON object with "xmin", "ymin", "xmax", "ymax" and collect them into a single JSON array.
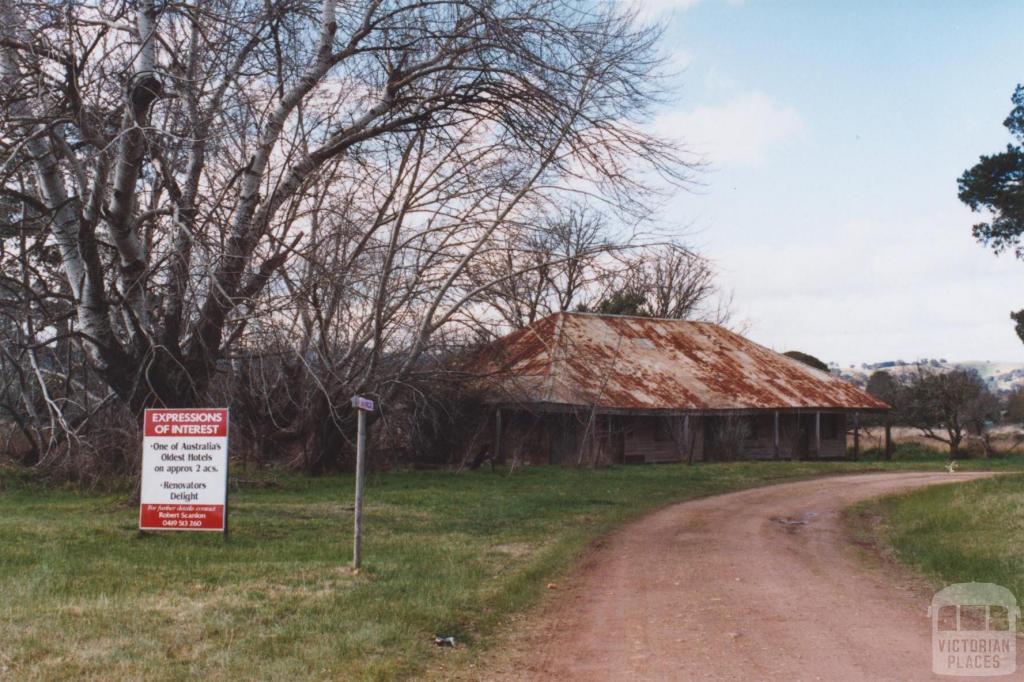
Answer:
[
  {"xmin": 465, "ymin": 206, "xmax": 625, "ymax": 329},
  {"xmin": 624, "ymin": 245, "xmax": 717, "ymax": 320},
  {"xmin": 900, "ymin": 367, "xmax": 999, "ymax": 457},
  {"xmin": 1, "ymin": 0, "xmax": 696, "ymax": 471},
  {"xmin": 564, "ymin": 243, "xmax": 727, "ymax": 322}
]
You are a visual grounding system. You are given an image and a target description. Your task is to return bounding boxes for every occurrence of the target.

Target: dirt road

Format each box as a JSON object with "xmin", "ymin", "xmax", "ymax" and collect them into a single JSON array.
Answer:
[{"xmin": 494, "ymin": 472, "xmax": 1013, "ymax": 681}]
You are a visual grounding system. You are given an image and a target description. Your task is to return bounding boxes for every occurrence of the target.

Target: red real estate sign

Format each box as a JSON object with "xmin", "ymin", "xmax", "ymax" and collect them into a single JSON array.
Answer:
[{"xmin": 139, "ymin": 408, "xmax": 229, "ymax": 532}]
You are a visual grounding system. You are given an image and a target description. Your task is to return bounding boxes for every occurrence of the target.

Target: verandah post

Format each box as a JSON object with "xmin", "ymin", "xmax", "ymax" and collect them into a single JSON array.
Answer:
[
  {"xmin": 852, "ymin": 412, "xmax": 860, "ymax": 460},
  {"xmin": 773, "ymin": 411, "xmax": 780, "ymax": 459},
  {"xmin": 814, "ymin": 411, "xmax": 821, "ymax": 458},
  {"xmin": 683, "ymin": 414, "xmax": 690, "ymax": 460}
]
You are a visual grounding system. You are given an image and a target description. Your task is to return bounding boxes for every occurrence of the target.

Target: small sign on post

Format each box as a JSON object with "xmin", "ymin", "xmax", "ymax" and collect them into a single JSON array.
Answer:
[
  {"xmin": 351, "ymin": 395, "xmax": 375, "ymax": 412},
  {"xmin": 139, "ymin": 408, "xmax": 229, "ymax": 534},
  {"xmin": 351, "ymin": 395, "xmax": 374, "ymax": 570}
]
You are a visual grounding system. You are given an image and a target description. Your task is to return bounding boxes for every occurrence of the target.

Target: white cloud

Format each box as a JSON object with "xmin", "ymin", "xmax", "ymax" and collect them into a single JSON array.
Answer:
[
  {"xmin": 627, "ymin": 0, "xmax": 748, "ymax": 19},
  {"xmin": 666, "ymin": 49, "xmax": 694, "ymax": 72},
  {"xmin": 655, "ymin": 92, "xmax": 804, "ymax": 166},
  {"xmin": 702, "ymin": 67, "xmax": 741, "ymax": 96},
  {"xmin": 632, "ymin": 0, "xmax": 703, "ymax": 14},
  {"xmin": 712, "ymin": 212, "xmax": 1024, "ymax": 364},
  {"xmin": 624, "ymin": 0, "xmax": 703, "ymax": 22}
]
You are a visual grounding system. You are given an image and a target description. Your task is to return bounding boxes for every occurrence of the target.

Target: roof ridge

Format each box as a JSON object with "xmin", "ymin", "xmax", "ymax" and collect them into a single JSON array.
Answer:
[{"xmin": 558, "ymin": 310, "xmax": 717, "ymax": 325}]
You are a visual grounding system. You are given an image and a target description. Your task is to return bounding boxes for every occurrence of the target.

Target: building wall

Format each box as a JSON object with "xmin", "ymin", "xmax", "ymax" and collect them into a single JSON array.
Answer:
[
  {"xmin": 703, "ymin": 413, "xmax": 848, "ymax": 460},
  {"xmin": 622, "ymin": 416, "xmax": 704, "ymax": 464},
  {"xmin": 494, "ymin": 410, "xmax": 849, "ymax": 465},
  {"xmin": 496, "ymin": 411, "xmax": 548, "ymax": 466},
  {"xmin": 818, "ymin": 413, "xmax": 848, "ymax": 459},
  {"xmin": 736, "ymin": 413, "xmax": 778, "ymax": 459},
  {"xmin": 495, "ymin": 411, "xmax": 622, "ymax": 466}
]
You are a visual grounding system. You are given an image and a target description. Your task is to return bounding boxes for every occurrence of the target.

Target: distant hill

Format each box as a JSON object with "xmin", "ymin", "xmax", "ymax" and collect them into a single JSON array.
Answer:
[{"xmin": 833, "ymin": 360, "xmax": 1024, "ymax": 394}]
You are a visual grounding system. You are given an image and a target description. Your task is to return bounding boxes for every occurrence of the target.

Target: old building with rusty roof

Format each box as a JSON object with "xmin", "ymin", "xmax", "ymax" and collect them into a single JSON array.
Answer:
[{"xmin": 472, "ymin": 312, "xmax": 888, "ymax": 465}]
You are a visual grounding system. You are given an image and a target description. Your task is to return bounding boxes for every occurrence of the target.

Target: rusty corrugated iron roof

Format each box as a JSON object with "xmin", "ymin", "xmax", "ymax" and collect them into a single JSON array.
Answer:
[{"xmin": 473, "ymin": 312, "xmax": 888, "ymax": 412}]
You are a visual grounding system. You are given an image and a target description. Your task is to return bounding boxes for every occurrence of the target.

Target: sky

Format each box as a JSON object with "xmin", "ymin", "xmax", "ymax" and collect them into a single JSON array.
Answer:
[{"xmin": 642, "ymin": 0, "xmax": 1024, "ymax": 366}]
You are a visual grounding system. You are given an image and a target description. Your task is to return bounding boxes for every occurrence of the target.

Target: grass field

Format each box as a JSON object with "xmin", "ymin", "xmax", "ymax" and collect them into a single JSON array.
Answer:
[
  {"xmin": 3, "ymin": 458, "xmax": 1024, "ymax": 681},
  {"xmin": 850, "ymin": 473, "xmax": 1024, "ymax": 618}
]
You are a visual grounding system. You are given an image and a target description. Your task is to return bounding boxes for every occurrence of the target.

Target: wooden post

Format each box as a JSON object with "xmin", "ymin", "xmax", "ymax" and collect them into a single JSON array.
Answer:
[
  {"xmin": 683, "ymin": 414, "xmax": 690, "ymax": 460},
  {"xmin": 223, "ymin": 454, "xmax": 230, "ymax": 543},
  {"xmin": 884, "ymin": 417, "xmax": 893, "ymax": 460},
  {"xmin": 814, "ymin": 411, "xmax": 821, "ymax": 459},
  {"xmin": 687, "ymin": 415, "xmax": 698, "ymax": 464},
  {"xmin": 353, "ymin": 408, "xmax": 367, "ymax": 570},
  {"xmin": 853, "ymin": 412, "xmax": 860, "ymax": 460},
  {"xmin": 773, "ymin": 411, "xmax": 780, "ymax": 459},
  {"xmin": 602, "ymin": 411, "xmax": 610, "ymax": 464},
  {"xmin": 494, "ymin": 409, "xmax": 503, "ymax": 462}
]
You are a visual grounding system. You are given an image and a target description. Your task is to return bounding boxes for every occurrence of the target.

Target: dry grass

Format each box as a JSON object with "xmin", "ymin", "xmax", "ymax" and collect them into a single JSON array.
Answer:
[{"xmin": 851, "ymin": 425, "xmax": 1024, "ymax": 456}]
